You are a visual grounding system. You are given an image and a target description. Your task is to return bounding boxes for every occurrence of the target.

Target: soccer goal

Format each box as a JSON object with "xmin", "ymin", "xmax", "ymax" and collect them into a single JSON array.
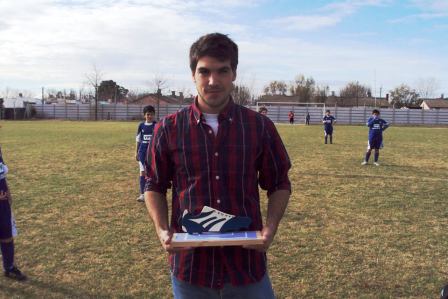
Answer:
[{"xmin": 255, "ymin": 102, "xmax": 326, "ymax": 124}]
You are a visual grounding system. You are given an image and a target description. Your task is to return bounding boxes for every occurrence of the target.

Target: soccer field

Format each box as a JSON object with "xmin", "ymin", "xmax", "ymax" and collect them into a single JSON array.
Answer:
[{"xmin": 0, "ymin": 120, "xmax": 447, "ymax": 298}]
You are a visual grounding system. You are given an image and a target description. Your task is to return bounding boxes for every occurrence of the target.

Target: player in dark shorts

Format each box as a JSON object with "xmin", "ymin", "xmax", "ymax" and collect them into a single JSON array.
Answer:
[
  {"xmin": 362, "ymin": 109, "xmax": 389, "ymax": 166},
  {"xmin": 322, "ymin": 110, "xmax": 336, "ymax": 144},
  {"xmin": 0, "ymin": 146, "xmax": 26, "ymax": 281},
  {"xmin": 135, "ymin": 105, "xmax": 157, "ymax": 202}
]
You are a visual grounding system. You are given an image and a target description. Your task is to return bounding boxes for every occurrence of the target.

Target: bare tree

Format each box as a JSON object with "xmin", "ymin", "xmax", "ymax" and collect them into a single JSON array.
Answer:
[
  {"xmin": 263, "ymin": 80, "xmax": 287, "ymax": 96},
  {"xmin": 85, "ymin": 64, "xmax": 103, "ymax": 120},
  {"xmin": 289, "ymin": 75, "xmax": 316, "ymax": 102},
  {"xmin": 231, "ymin": 84, "xmax": 251, "ymax": 105},
  {"xmin": 1, "ymin": 88, "xmax": 34, "ymax": 99},
  {"xmin": 150, "ymin": 74, "xmax": 168, "ymax": 93},
  {"xmin": 149, "ymin": 74, "xmax": 169, "ymax": 120},
  {"xmin": 1, "ymin": 87, "xmax": 12, "ymax": 99},
  {"xmin": 415, "ymin": 77, "xmax": 440, "ymax": 99}
]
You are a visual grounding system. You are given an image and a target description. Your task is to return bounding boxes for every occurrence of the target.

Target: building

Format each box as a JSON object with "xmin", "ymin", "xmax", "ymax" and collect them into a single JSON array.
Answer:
[
  {"xmin": 420, "ymin": 99, "xmax": 448, "ymax": 110},
  {"xmin": 132, "ymin": 91, "xmax": 186, "ymax": 106}
]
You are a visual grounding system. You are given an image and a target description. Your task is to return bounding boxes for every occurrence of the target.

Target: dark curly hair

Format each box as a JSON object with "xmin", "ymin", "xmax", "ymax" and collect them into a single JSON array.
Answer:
[{"xmin": 189, "ymin": 33, "xmax": 238, "ymax": 74}]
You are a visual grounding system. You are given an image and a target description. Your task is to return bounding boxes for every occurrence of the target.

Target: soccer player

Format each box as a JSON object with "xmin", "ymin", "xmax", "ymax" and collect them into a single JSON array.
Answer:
[
  {"xmin": 135, "ymin": 105, "xmax": 156, "ymax": 202},
  {"xmin": 362, "ymin": 109, "xmax": 389, "ymax": 166},
  {"xmin": 305, "ymin": 112, "xmax": 310, "ymax": 125},
  {"xmin": 0, "ymin": 146, "xmax": 26, "ymax": 281},
  {"xmin": 258, "ymin": 106, "xmax": 268, "ymax": 115},
  {"xmin": 288, "ymin": 110, "xmax": 295, "ymax": 124},
  {"xmin": 322, "ymin": 110, "xmax": 336, "ymax": 144},
  {"xmin": 144, "ymin": 33, "xmax": 291, "ymax": 298}
]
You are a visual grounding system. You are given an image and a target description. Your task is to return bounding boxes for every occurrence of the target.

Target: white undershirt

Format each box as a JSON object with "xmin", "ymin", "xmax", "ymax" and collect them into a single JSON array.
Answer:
[{"xmin": 203, "ymin": 113, "xmax": 219, "ymax": 136}]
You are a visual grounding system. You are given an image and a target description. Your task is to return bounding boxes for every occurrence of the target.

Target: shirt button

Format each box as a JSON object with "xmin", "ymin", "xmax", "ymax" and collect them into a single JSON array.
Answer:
[
  {"xmin": 215, "ymin": 175, "xmax": 220, "ymax": 180},
  {"xmin": 217, "ymin": 199, "xmax": 221, "ymax": 204},
  {"xmin": 214, "ymin": 152, "xmax": 219, "ymax": 157},
  {"xmin": 209, "ymin": 130, "xmax": 213, "ymax": 134}
]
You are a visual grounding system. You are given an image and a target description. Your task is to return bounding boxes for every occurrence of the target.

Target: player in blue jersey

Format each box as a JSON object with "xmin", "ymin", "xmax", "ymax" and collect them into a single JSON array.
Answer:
[
  {"xmin": 135, "ymin": 105, "xmax": 157, "ymax": 202},
  {"xmin": 322, "ymin": 110, "xmax": 336, "ymax": 144},
  {"xmin": 0, "ymin": 146, "xmax": 26, "ymax": 281},
  {"xmin": 362, "ymin": 109, "xmax": 389, "ymax": 166}
]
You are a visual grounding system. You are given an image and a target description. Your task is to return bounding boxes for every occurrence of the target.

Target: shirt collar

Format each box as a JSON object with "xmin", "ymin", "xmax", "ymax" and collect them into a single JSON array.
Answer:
[{"xmin": 191, "ymin": 96, "xmax": 235, "ymax": 125}]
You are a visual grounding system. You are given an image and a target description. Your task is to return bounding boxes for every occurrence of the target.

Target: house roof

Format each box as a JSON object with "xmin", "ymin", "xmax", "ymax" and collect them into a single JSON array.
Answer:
[
  {"xmin": 133, "ymin": 94, "xmax": 181, "ymax": 106},
  {"xmin": 325, "ymin": 96, "xmax": 390, "ymax": 107},
  {"xmin": 421, "ymin": 99, "xmax": 448, "ymax": 108},
  {"xmin": 257, "ymin": 95, "xmax": 301, "ymax": 103},
  {"xmin": 2, "ymin": 97, "xmax": 40, "ymax": 108}
]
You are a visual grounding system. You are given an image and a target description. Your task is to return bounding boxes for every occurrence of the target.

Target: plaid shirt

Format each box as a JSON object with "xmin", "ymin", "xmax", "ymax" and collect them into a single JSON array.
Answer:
[{"xmin": 145, "ymin": 98, "xmax": 291, "ymax": 289}]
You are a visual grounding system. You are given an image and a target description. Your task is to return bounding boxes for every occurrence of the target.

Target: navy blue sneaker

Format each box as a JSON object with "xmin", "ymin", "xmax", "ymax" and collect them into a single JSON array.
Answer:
[
  {"xmin": 4, "ymin": 266, "xmax": 27, "ymax": 281},
  {"xmin": 181, "ymin": 206, "xmax": 251, "ymax": 234},
  {"xmin": 441, "ymin": 284, "xmax": 448, "ymax": 299}
]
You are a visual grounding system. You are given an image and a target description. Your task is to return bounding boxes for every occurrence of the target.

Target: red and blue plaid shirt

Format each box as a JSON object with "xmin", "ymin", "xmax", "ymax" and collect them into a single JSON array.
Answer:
[{"xmin": 145, "ymin": 98, "xmax": 291, "ymax": 289}]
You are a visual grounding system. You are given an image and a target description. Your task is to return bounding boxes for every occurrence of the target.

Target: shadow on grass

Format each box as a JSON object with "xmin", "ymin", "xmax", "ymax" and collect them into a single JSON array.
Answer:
[{"xmin": 0, "ymin": 276, "xmax": 109, "ymax": 298}]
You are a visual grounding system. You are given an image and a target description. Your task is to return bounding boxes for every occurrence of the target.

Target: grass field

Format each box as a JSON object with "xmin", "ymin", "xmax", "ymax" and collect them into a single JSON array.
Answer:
[{"xmin": 0, "ymin": 120, "xmax": 447, "ymax": 298}]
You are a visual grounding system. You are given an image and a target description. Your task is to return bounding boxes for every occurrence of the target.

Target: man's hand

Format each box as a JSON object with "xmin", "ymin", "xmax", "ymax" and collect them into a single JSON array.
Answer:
[
  {"xmin": 135, "ymin": 153, "xmax": 139, "ymax": 162},
  {"xmin": 157, "ymin": 229, "xmax": 192, "ymax": 253},
  {"xmin": 243, "ymin": 225, "xmax": 276, "ymax": 252}
]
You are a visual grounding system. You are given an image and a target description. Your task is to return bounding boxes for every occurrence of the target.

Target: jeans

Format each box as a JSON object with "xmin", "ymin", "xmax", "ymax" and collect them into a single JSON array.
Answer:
[{"xmin": 171, "ymin": 272, "xmax": 275, "ymax": 299}]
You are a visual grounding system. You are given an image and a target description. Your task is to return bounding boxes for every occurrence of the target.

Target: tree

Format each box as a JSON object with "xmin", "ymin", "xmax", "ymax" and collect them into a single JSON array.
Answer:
[
  {"xmin": 289, "ymin": 75, "xmax": 316, "ymax": 102},
  {"xmin": 415, "ymin": 77, "xmax": 440, "ymax": 99},
  {"xmin": 389, "ymin": 84, "xmax": 420, "ymax": 108},
  {"xmin": 339, "ymin": 81, "xmax": 371, "ymax": 99},
  {"xmin": 150, "ymin": 74, "xmax": 168, "ymax": 119},
  {"xmin": 314, "ymin": 85, "xmax": 329, "ymax": 103},
  {"xmin": 263, "ymin": 80, "xmax": 287, "ymax": 95},
  {"xmin": 97, "ymin": 80, "xmax": 129, "ymax": 103},
  {"xmin": 85, "ymin": 65, "xmax": 103, "ymax": 120},
  {"xmin": 231, "ymin": 84, "xmax": 251, "ymax": 105}
]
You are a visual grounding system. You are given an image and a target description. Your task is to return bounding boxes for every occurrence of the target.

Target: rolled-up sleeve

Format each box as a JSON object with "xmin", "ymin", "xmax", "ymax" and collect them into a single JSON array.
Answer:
[
  {"xmin": 258, "ymin": 119, "xmax": 291, "ymax": 196},
  {"xmin": 144, "ymin": 119, "xmax": 173, "ymax": 194}
]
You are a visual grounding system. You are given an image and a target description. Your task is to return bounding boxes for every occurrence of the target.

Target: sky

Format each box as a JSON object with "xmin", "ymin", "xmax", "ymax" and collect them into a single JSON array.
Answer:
[{"xmin": 0, "ymin": 0, "xmax": 447, "ymax": 98}]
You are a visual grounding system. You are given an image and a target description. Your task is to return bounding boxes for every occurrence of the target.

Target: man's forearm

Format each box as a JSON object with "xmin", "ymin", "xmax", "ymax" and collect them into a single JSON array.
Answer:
[
  {"xmin": 266, "ymin": 189, "xmax": 290, "ymax": 233},
  {"xmin": 144, "ymin": 191, "xmax": 170, "ymax": 233}
]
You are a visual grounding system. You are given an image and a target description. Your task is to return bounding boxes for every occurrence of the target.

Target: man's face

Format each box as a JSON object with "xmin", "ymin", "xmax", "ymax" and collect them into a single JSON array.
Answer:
[
  {"xmin": 192, "ymin": 56, "xmax": 236, "ymax": 113},
  {"xmin": 373, "ymin": 112, "xmax": 379, "ymax": 118},
  {"xmin": 326, "ymin": 112, "xmax": 330, "ymax": 116},
  {"xmin": 145, "ymin": 112, "xmax": 154, "ymax": 122}
]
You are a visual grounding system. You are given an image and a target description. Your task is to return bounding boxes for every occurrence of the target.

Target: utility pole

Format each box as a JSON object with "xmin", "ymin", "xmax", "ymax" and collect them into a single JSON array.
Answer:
[
  {"xmin": 157, "ymin": 88, "xmax": 161, "ymax": 120},
  {"xmin": 374, "ymin": 69, "xmax": 377, "ymax": 107},
  {"xmin": 356, "ymin": 81, "xmax": 359, "ymax": 107},
  {"xmin": 95, "ymin": 85, "xmax": 98, "ymax": 121}
]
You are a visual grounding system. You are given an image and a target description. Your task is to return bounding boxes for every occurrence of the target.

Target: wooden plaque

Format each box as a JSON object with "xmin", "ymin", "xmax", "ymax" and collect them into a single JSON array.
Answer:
[{"xmin": 171, "ymin": 231, "xmax": 263, "ymax": 248}]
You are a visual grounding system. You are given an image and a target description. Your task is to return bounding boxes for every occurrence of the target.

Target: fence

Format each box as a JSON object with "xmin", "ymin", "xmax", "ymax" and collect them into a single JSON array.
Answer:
[
  {"xmin": 31, "ymin": 103, "xmax": 448, "ymax": 125},
  {"xmin": 33, "ymin": 103, "xmax": 188, "ymax": 121}
]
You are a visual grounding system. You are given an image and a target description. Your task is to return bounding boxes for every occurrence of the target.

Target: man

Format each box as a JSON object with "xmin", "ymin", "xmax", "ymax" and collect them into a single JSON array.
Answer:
[
  {"xmin": 305, "ymin": 112, "xmax": 310, "ymax": 125},
  {"xmin": 0, "ymin": 146, "xmax": 26, "ymax": 281},
  {"xmin": 134, "ymin": 105, "xmax": 156, "ymax": 202},
  {"xmin": 322, "ymin": 110, "xmax": 336, "ymax": 144},
  {"xmin": 144, "ymin": 33, "xmax": 291, "ymax": 298},
  {"xmin": 288, "ymin": 110, "xmax": 295, "ymax": 124},
  {"xmin": 362, "ymin": 109, "xmax": 389, "ymax": 166}
]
